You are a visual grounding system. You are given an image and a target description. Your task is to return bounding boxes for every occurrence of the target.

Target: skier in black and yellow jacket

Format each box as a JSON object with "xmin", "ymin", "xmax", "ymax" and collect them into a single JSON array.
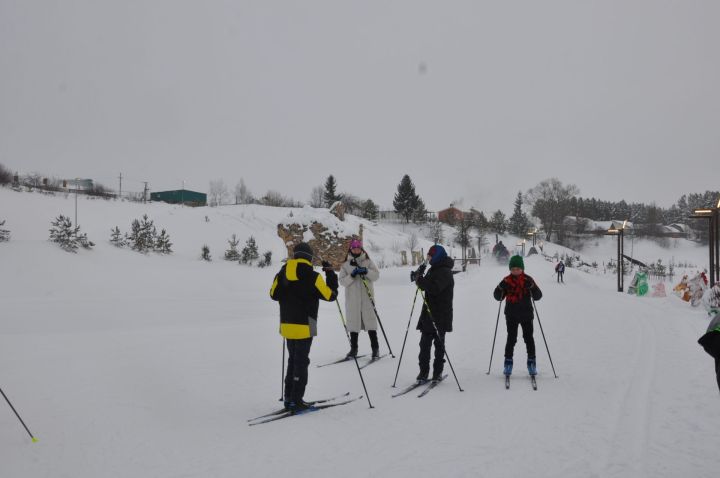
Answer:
[{"xmin": 270, "ymin": 242, "xmax": 338, "ymax": 411}]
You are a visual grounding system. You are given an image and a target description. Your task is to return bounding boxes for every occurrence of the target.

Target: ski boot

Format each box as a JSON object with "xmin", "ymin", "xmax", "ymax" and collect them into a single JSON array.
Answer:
[
  {"xmin": 371, "ymin": 347, "xmax": 380, "ymax": 359},
  {"xmin": 345, "ymin": 346, "xmax": 358, "ymax": 358},
  {"xmin": 527, "ymin": 357, "xmax": 537, "ymax": 376},
  {"xmin": 503, "ymin": 358, "xmax": 513, "ymax": 376},
  {"xmin": 416, "ymin": 371, "xmax": 429, "ymax": 382},
  {"xmin": 289, "ymin": 400, "xmax": 315, "ymax": 414}
]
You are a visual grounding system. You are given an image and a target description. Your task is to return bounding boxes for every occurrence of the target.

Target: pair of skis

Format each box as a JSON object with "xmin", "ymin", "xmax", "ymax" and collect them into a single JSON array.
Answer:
[
  {"xmin": 316, "ymin": 354, "xmax": 387, "ymax": 370},
  {"xmin": 505, "ymin": 374, "xmax": 538, "ymax": 390},
  {"xmin": 392, "ymin": 374, "xmax": 448, "ymax": 398},
  {"xmin": 248, "ymin": 392, "xmax": 363, "ymax": 426}
]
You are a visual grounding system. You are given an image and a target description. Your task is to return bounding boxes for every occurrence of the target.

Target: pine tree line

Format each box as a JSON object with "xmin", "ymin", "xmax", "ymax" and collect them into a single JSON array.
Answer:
[{"xmin": 110, "ymin": 215, "xmax": 172, "ymax": 254}]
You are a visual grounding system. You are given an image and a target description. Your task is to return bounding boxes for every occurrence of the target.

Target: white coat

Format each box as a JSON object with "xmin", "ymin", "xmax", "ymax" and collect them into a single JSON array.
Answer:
[{"xmin": 339, "ymin": 252, "xmax": 380, "ymax": 333}]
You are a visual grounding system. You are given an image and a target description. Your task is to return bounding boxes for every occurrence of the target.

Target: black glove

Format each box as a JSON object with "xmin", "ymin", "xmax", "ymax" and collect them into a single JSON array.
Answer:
[
  {"xmin": 410, "ymin": 264, "xmax": 427, "ymax": 282},
  {"xmin": 325, "ymin": 269, "xmax": 338, "ymax": 290},
  {"xmin": 524, "ymin": 279, "xmax": 534, "ymax": 290},
  {"xmin": 321, "ymin": 260, "xmax": 333, "ymax": 272},
  {"xmin": 498, "ymin": 281, "xmax": 507, "ymax": 291}
]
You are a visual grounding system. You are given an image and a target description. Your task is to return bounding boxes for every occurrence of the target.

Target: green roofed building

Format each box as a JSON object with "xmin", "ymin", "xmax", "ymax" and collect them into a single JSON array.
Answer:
[{"xmin": 150, "ymin": 189, "xmax": 207, "ymax": 207}]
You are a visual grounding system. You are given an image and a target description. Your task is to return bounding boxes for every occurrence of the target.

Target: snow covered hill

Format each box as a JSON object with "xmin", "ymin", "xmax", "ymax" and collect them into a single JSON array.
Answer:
[{"xmin": 1, "ymin": 187, "xmax": 719, "ymax": 478}]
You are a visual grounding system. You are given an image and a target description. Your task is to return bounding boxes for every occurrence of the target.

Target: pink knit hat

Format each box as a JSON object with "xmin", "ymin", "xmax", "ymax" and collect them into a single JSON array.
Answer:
[{"xmin": 349, "ymin": 239, "xmax": 362, "ymax": 250}]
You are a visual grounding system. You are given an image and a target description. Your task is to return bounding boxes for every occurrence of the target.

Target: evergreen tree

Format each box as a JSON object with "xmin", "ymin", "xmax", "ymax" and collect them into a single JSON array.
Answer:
[
  {"xmin": 154, "ymin": 229, "xmax": 173, "ymax": 254},
  {"xmin": 323, "ymin": 175, "xmax": 341, "ymax": 208},
  {"xmin": 49, "ymin": 215, "xmax": 78, "ymax": 252},
  {"xmin": 48, "ymin": 215, "xmax": 93, "ymax": 252},
  {"xmin": 224, "ymin": 234, "xmax": 241, "ymax": 261},
  {"xmin": 489, "ymin": 210, "xmax": 507, "ymax": 234},
  {"xmin": 508, "ymin": 192, "xmax": 532, "ymax": 236},
  {"xmin": 454, "ymin": 219, "xmax": 472, "ymax": 249},
  {"xmin": 127, "ymin": 215, "xmax": 156, "ymax": 252},
  {"xmin": 0, "ymin": 219, "xmax": 10, "ymax": 242},
  {"xmin": 393, "ymin": 174, "xmax": 418, "ymax": 223},
  {"xmin": 240, "ymin": 236, "xmax": 260, "ymax": 264},
  {"xmin": 258, "ymin": 251, "xmax": 273, "ymax": 268},
  {"xmin": 412, "ymin": 196, "xmax": 428, "ymax": 223},
  {"xmin": 76, "ymin": 231, "xmax": 95, "ymax": 249},
  {"xmin": 201, "ymin": 245, "xmax": 212, "ymax": 261},
  {"xmin": 110, "ymin": 226, "xmax": 125, "ymax": 247},
  {"xmin": 360, "ymin": 199, "xmax": 379, "ymax": 221}
]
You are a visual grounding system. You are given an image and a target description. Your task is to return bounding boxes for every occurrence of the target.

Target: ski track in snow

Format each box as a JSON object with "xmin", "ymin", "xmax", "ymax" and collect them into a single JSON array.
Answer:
[{"xmin": 2, "ymin": 188, "xmax": 720, "ymax": 478}]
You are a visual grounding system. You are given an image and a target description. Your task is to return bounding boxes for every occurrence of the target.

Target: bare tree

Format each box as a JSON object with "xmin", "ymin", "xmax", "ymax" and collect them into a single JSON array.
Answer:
[
  {"xmin": 309, "ymin": 185, "xmax": 325, "ymax": 208},
  {"xmin": 235, "ymin": 178, "xmax": 253, "ymax": 204},
  {"xmin": 261, "ymin": 190, "xmax": 289, "ymax": 207},
  {"xmin": 526, "ymin": 178, "xmax": 579, "ymax": 241},
  {"xmin": 209, "ymin": 179, "xmax": 229, "ymax": 207},
  {"xmin": 425, "ymin": 219, "xmax": 444, "ymax": 244},
  {"xmin": 22, "ymin": 172, "xmax": 43, "ymax": 188},
  {"xmin": 406, "ymin": 231, "xmax": 419, "ymax": 252}
]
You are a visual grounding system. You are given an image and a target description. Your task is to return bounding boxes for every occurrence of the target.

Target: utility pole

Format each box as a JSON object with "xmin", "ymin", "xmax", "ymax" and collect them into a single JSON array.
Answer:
[
  {"xmin": 142, "ymin": 182, "xmax": 149, "ymax": 203},
  {"xmin": 118, "ymin": 172, "xmax": 122, "ymax": 199}
]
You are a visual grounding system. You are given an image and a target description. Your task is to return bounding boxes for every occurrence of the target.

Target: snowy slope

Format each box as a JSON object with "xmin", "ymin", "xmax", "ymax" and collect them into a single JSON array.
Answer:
[{"xmin": 1, "ymin": 188, "xmax": 719, "ymax": 478}]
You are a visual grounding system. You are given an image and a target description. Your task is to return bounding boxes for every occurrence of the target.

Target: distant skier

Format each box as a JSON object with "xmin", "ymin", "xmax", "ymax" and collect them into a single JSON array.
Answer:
[
  {"xmin": 493, "ymin": 255, "xmax": 543, "ymax": 376},
  {"xmin": 339, "ymin": 239, "xmax": 381, "ymax": 358},
  {"xmin": 555, "ymin": 260, "xmax": 565, "ymax": 283},
  {"xmin": 411, "ymin": 244, "xmax": 454, "ymax": 382},
  {"xmin": 698, "ymin": 308, "xmax": 720, "ymax": 393},
  {"xmin": 270, "ymin": 242, "xmax": 338, "ymax": 412}
]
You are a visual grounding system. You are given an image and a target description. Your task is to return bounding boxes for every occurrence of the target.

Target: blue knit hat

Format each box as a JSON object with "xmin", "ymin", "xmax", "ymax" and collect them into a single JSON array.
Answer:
[{"xmin": 427, "ymin": 244, "xmax": 447, "ymax": 265}]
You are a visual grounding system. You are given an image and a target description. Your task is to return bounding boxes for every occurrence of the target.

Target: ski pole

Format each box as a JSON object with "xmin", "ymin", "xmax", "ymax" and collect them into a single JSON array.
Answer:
[
  {"xmin": 360, "ymin": 277, "xmax": 395, "ymax": 357},
  {"xmin": 279, "ymin": 339, "xmax": 285, "ymax": 401},
  {"xmin": 419, "ymin": 290, "xmax": 464, "ymax": 392},
  {"xmin": 486, "ymin": 300, "xmax": 503, "ymax": 375},
  {"xmin": 532, "ymin": 298, "xmax": 558, "ymax": 378},
  {"xmin": 0, "ymin": 386, "xmax": 38, "ymax": 442},
  {"xmin": 392, "ymin": 287, "xmax": 419, "ymax": 387},
  {"xmin": 334, "ymin": 300, "xmax": 374, "ymax": 408}
]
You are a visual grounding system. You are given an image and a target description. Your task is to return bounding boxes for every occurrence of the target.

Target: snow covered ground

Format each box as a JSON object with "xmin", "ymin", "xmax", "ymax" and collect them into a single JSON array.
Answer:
[{"xmin": 1, "ymin": 188, "xmax": 719, "ymax": 478}]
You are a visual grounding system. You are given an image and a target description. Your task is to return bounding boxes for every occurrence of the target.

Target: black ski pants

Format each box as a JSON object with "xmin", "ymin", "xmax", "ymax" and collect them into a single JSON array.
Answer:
[
  {"xmin": 716, "ymin": 357, "xmax": 720, "ymax": 393},
  {"xmin": 418, "ymin": 330, "xmax": 446, "ymax": 375},
  {"xmin": 557, "ymin": 271, "xmax": 564, "ymax": 283},
  {"xmin": 284, "ymin": 337, "xmax": 313, "ymax": 403},
  {"xmin": 505, "ymin": 316, "xmax": 535, "ymax": 359}
]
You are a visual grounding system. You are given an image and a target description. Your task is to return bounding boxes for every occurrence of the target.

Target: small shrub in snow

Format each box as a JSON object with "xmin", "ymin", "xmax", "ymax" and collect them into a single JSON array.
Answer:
[
  {"xmin": 201, "ymin": 245, "xmax": 212, "ymax": 261},
  {"xmin": 240, "ymin": 236, "xmax": 259, "ymax": 264},
  {"xmin": 127, "ymin": 215, "xmax": 156, "ymax": 252},
  {"xmin": 110, "ymin": 226, "xmax": 126, "ymax": 247},
  {"xmin": 224, "ymin": 234, "xmax": 241, "ymax": 261},
  {"xmin": 0, "ymin": 219, "xmax": 10, "ymax": 242},
  {"xmin": 257, "ymin": 251, "xmax": 272, "ymax": 268},
  {"xmin": 154, "ymin": 229, "xmax": 172, "ymax": 254},
  {"xmin": 117, "ymin": 215, "xmax": 172, "ymax": 254},
  {"xmin": 49, "ymin": 215, "xmax": 94, "ymax": 252}
]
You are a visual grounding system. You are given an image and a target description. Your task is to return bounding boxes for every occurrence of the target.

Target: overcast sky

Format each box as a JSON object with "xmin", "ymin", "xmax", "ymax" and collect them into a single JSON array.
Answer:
[{"xmin": 1, "ymin": 1, "xmax": 718, "ymax": 212}]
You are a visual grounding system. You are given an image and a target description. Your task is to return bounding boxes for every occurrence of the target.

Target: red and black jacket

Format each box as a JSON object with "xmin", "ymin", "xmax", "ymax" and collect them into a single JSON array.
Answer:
[{"xmin": 493, "ymin": 273, "xmax": 542, "ymax": 320}]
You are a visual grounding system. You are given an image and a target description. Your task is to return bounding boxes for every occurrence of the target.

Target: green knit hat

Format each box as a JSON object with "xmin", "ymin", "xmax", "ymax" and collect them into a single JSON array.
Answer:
[{"xmin": 509, "ymin": 255, "xmax": 524, "ymax": 270}]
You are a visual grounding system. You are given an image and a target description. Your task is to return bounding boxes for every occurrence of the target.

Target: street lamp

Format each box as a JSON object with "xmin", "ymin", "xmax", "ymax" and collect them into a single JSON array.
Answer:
[
  {"xmin": 691, "ymin": 197, "xmax": 720, "ymax": 288},
  {"xmin": 527, "ymin": 228, "xmax": 538, "ymax": 246},
  {"xmin": 74, "ymin": 178, "xmax": 80, "ymax": 227},
  {"xmin": 517, "ymin": 239, "xmax": 526, "ymax": 257},
  {"xmin": 606, "ymin": 220, "xmax": 627, "ymax": 292}
]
